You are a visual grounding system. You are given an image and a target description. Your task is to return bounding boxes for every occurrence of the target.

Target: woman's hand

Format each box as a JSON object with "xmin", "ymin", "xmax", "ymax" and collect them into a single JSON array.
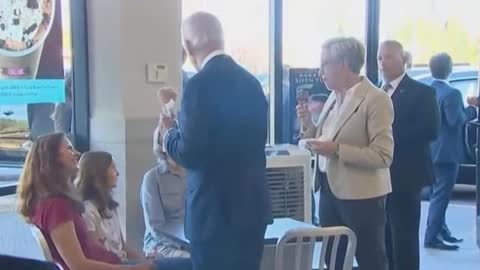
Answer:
[{"xmin": 306, "ymin": 140, "xmax": 338, "ymax": 157}]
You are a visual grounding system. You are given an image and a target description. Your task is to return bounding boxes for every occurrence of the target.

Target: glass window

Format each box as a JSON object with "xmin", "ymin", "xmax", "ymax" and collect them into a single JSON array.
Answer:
[
  {"xmin": 450, "ymin": 79, "xmax": 478, "ymax": 106},
  {"xmin": 182, "ymin": 0, "xmax": 269, "ymax": 95},
  {"xmin": 182, "ymin": 0, "xmax": 270, "ymax": 142},
  {"xmin": 380, "ymin": 0, "xmax": 480, "ymax": 82},
  {"xmin": 282, "ymin": 0, "xmax": 367, "ymax": 143},
  {"xmin": 283, "ymin": 0, "xmax": 367, "ymax": 68},
  {"xmin": 0, "ymin": 0, "xmax": 80, "ymax": 196},
  {"xmin": 0, "ymin": 0, "xmax": 75, "ymax": 165}
]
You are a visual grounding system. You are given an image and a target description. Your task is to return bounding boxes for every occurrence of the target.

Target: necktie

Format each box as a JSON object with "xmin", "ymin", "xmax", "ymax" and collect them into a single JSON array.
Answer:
[{"xmin": 382, "ymin": 83, "xmax": 392, "ymax": 92}]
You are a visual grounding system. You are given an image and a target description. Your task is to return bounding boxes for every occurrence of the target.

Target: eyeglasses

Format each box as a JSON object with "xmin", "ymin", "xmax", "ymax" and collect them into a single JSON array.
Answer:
[
  {"xmin": 319, "ymin": 59, "xmax": 336, "ymax": 76},
  {"xmin": 321, "ymin": 57, "xmax": 342, "ymax": 68}
]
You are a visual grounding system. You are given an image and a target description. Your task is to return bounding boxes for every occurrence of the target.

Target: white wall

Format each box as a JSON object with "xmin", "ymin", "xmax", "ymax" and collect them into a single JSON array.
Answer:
[{"xmin": 87, "ymin": 0, "xmax": 182, "ymax": 250}]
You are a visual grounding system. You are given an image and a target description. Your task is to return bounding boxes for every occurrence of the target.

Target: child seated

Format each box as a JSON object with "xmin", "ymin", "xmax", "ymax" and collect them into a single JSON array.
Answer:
[
  {"xmin": 141, "ymin": 132, "xmax": 189, "ymax": 258},
  {"xmin": 76, "ymin": 151, "xmax": 144, "ymax": 262}
]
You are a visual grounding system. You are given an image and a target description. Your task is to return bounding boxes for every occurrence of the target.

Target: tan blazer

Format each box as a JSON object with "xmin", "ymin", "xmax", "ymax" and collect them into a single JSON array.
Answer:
[{"xmin": 303, "ymin": 78, "xmax": 394, "ymax": 200}]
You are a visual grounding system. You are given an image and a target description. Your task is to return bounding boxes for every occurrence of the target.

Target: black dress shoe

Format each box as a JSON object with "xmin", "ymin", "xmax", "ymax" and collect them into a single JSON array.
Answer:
[
  {"xmin": 424, "ymin": 240, "xmax": 459, "ymax": 251},
  {"xmin": 441, "ymin": 234, "xmax": 464, "ymax": 244}
]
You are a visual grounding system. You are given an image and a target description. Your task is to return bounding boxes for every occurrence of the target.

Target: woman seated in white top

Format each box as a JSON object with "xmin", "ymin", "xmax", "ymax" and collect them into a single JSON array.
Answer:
[{"xmin": 76, "ymin": 151, "xmax": 144, "ymax": 262}]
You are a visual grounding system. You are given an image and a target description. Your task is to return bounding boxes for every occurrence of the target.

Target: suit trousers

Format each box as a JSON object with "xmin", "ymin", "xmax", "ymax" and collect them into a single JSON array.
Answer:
[
  {"xmin": 318, "ymin": 172, "xmax": 388, "ymax": 270},
  {"xmin": 424, "ymin": 163, "xmax": 459, "ymax": 243},
  {"xmin": 189, "ymin": 225, "xmax": 267, "ymax": 270},
  {"xmin": 385, "ymin": 188, "xmax": 421, "ymax": 270}
]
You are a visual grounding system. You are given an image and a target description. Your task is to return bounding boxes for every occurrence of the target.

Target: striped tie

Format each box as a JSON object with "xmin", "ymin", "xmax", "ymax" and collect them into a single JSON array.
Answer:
[{"xmin": 382, "ymin": 83, "xmax": 392, "ymax": 92}]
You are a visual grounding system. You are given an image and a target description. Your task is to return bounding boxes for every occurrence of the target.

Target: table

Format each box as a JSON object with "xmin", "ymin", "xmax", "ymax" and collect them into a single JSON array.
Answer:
[
  {"xmin": 162, "ymin": 218, "xmax": 315, "ymax": 245},
  {"xmin": 161, "ymin": 218, "xmax": 317, "ymax": 270}
]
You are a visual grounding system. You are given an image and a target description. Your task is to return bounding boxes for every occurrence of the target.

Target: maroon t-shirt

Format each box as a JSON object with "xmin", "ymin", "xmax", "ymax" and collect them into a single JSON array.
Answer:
[{"xmin": 31, "ymin": 197, "xmax": 121, "ymax": 270}]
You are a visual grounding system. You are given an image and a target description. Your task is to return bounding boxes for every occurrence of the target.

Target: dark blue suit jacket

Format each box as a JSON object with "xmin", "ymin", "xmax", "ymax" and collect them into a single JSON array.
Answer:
[
  {"xmin": 165, "ymin": 55, "xmax": 273, "ymax": 243},
  {"xmin": 388, "ymin": 75, "xmax": 440, "ymax": 191},
  {"xmin": 430, "ymin": 80, "xmax": 467, "ymax": 164}
]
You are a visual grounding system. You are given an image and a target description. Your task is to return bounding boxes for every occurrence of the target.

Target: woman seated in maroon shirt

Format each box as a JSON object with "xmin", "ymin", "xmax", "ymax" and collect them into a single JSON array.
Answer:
[{"xmin": 16, "ymin": 133, "xmax": 191, "ymax": 270}]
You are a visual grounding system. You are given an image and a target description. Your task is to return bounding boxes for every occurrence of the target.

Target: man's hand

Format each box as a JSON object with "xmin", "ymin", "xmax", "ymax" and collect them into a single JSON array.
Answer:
[
  {"xmin": 296, "ymin": 103, "xmax": 311, "ymax": 126},
  {"xmin": 467, "ymin": 96, "xmax": 478, "ymax": 107},
  {"xmin": 306, "ymin": 140, "xmax": 338, "ymax": 157},
  {"xmin": 157, "ymin": 87, "xmax": 177, "ymax": 105}
]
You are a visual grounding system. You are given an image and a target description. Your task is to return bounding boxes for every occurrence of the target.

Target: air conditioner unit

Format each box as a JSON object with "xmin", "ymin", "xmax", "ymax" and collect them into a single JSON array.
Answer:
[{"xmin": 265, "ymin": 144, "xmax": 312, "ymax": 223}]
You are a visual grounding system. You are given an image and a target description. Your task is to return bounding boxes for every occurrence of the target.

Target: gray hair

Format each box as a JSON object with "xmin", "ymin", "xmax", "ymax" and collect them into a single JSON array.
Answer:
[
  {"xmin": 322, "ymin": 37, "xmax": 365, "ymax": 74},
  {"xmin": 182, "ymin": 12, "xmax": 224, "ymax": 51}
]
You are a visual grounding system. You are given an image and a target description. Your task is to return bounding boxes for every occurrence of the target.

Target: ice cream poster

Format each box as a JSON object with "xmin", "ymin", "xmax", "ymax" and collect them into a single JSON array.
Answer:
[
  {"xmin": 0, "ymin": 0, "xmax": 65, "ymax": 105},
  {"xmin": 288, "ymin": 68, "xmax": 330, "ymax": 143}
]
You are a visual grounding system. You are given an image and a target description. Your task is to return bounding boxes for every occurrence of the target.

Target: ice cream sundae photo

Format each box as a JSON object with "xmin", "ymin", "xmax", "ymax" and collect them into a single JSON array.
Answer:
[{"xmin": 0, "ymin": 0, "xmax": 55, "ymax": 78}]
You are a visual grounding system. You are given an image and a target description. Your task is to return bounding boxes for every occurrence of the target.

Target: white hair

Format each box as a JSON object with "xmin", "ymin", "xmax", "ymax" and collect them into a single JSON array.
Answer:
[
  {"xmin": 322, "ymin": 37, "xmax": 365, "ymax": 74},
  {"xmin": 181, "ymin": 12, "xmax": 224, "ymax": 51}
]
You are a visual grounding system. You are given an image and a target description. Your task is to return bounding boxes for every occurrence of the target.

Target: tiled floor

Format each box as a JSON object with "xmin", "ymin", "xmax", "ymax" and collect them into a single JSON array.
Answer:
[
  {"xmin": 419, "ymin": 201, "xmax": 480, "ymax": 269},
  {"xmin": 0, "ymin": 192, "xmax": 479, "ymax": 269}
]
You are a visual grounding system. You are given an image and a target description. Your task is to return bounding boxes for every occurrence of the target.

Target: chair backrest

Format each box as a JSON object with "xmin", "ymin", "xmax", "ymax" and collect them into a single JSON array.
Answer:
[
  {"xmin": 274, "ymin": 226, "xmax": 357, "ymax": 270},
  {"xmin": 30, "ymin": 225, "xmax": 53, "ymax": 261},
  {"xmin": 0, "ymin": 254, "xmax": 62, "ymax": 270}
]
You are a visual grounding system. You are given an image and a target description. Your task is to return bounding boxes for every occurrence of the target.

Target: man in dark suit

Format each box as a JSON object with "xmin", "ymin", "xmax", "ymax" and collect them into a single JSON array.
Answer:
[
  {"xmin": 425, "ymin": 53, "xmax": 466, "ymax": 250},
  {"xmin": 378, "ymin": 40, "xmax": 440, "ymax": 270},
  {"xmin": 181, "ymin": 47, "xmax": 190, "ymax": 92},
  {"xmin": 160, "ymin": 12, "xmax": 272, "ymax": 270}
]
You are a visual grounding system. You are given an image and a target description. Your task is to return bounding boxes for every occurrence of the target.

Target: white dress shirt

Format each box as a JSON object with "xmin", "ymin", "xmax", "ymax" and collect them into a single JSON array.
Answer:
[
  {"xmin": 317, "ymin": 104, "xmax": 337, "ymax": 172},
  {"xmin": 201, "ymin": 50, "xmax": 225, "ymax": 69},
  {"xmin": 433, "ymin": 78, "xmax": 450, "ymax": 85},
  {"xmin": 383, "ymin": 73, "xmax": 406, "ymax": 97},
  {"xmin": 317, "ymin": 81, "xmax": 361, "ymax": 172}
]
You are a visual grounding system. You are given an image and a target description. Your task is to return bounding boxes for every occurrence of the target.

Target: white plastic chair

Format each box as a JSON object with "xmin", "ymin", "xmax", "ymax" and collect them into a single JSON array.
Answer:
[
  {"xmin": 274, "ymin": 226, "xmax": 357, "ymax": 270},
  {"xmin": 30, "ymin": 225, "xmax": 54, "ymax": 261}
]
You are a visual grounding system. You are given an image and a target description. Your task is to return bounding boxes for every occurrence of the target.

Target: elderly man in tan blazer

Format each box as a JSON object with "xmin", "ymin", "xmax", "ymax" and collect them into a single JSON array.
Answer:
[{"xmin": 297, "ymin": 37, "xmax": 394, "ymax": 270}]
